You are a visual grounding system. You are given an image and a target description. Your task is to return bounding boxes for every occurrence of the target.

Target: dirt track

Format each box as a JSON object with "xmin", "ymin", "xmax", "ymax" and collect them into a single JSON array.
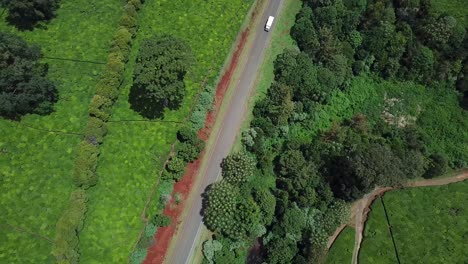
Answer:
[{"xmin": 324, "ymin": 171, "xmax": 468, "ymax": 264}]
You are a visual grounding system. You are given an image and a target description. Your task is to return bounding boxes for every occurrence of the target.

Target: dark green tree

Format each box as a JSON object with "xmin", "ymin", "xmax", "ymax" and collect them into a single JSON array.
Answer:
[
  {"xmin": 129, "ymin": 35, "xmax": 194, "ymax": 118},
  {"xmin": 221, "ymin": 152, "xmax": 256, "ymax": 185},
  {"xmin": 0, "ymin": 32, "xmax": 57, "ymax": 119},
  {"xmin": 1, "ymin": 0, "xmax": 60, "ymax": 30}
]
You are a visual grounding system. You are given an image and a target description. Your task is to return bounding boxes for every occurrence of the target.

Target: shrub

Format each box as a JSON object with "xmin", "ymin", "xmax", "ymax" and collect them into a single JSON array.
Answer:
[
  {"xmin": 84, "ymin": 117, "xmax": 108, "ymax": 144},
  {"xmin": 72, "ymin": 141, "xmax": 99, "ymax": 188},
  {"xmin": 120, "ymin": 14, "xmax": 138, "ymax": 35},
  {"xmin": 202, "ymin": 239, "xmax": 223, "ymax": 264},
  {"xmin": 144, "ymin": 223, "xmax": 157, "ymax": 238},
  {"xmin": 152, "ymin": 214, "xmax": 171, "ymax": 227},
  {"xmin": 190, "ymin": 109, "xmax": 207, "ymax": 130},
  {"xmin": 164, "ymin": 156, "xmax": 186, "ymax": 181},
  {"xmin": 177, "ymin": 127, "xmax": 199, "ymax": 143},
  {"xmin": 111, "ymin": 27, "xmax": 132, "ymax": 55},
  {"xmin": 174, "ymin": 193, "xmax": 182, "ymax": 204},
  {"xmin": 128, "ymin": 0, "xmax": 143, "ymax": 11},
  {"xmin": 106, "ymin": 52, "xmax": 125, "ymax": 75},
  {"xmin": 95, "ymin": 73, "xmax": 121, "ymax": 101},
  {"xmin": 89, "ymin": 95, "xmax": 113, "ymax": 121},
  {"xmin": 52, "ymin": 189, "xmax": 87, "ymax": 264},
  {"xmin": 177, "ymin": 142, "xmax": 203, "ymax": 162},
  {"xmin": 129, "ymin": 247, "xmax": 147, "ymax": 264}
]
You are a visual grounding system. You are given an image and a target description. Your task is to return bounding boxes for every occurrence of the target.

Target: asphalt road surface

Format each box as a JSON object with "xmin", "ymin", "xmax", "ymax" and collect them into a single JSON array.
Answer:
[{"xmin": 165, "ymin": 1, "xmax": 283, "ymax": 263}]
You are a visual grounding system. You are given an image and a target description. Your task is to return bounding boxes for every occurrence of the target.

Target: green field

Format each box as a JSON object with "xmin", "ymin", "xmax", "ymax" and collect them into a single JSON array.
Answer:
[
  {"xmin": 432, "ymin": 0, "xmax": 468, "ymax": 26},
  {"xmin": 78, "ymin": 0, "xmax": 252, "ymax": 262},
  {"xmin": 384, "ymin": 181, "xmax": 468, "ymax": 263},
  {"xmin": 0, "ymin": 0, "xmax": 123, "ymax": 262},
  {"xmin": 325, "ymin": 227, "xmax": 355, "ymax": 264},
  {"xmin": 360, "ymin": 181, "xmax": 468, "ymax": 263},
  {"xmin": 359, "ymin": 198, "xmax": 396, "ymax": 264}
]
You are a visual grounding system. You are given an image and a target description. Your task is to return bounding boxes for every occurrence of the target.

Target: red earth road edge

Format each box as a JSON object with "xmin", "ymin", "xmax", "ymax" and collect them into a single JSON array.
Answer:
[{"xmin": 142, "ymin": 5, "xmax": 264, "ymax": 263}]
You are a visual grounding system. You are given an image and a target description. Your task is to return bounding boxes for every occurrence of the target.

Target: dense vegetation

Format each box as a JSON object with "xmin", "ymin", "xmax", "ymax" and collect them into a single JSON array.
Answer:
[
  {"xmin": 202, "ymin": 0, "xmax": 467, "ymax": 263},
  {"xmin": 0, "ymin": 32, "xmax": 57, "ymax": 119},
  {"xmin": 129, "ymin": 35, "xmax": 194, "ymax": 118},
  {"xmin": 361, "ymin": 181, "xmax": 468, "ymax": 263},
  {"xmin": 1, "ymin": 0, "xmax": 60, "ymax": 30}
]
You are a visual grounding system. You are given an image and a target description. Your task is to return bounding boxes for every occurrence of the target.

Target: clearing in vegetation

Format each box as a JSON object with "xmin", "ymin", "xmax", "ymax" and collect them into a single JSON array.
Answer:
[
  {"xmin": 0, "ymin": 1, "xmax": 123, "ymax": 262},
  {"xmin": 78, "ymin": 0, "xmax": 252, "ymax": 262}
]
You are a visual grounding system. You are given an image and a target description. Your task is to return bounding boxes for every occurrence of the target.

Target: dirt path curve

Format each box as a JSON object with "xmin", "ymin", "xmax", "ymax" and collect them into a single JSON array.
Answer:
[{"xmin": 347, "ymin": 171, "xmax": 468, "ymax": 264}]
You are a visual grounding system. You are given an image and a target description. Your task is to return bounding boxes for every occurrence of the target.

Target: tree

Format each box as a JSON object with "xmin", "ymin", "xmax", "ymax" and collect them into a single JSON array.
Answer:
[
  {"xmin": 0, "ymin": 32, "xmax": 57, "ymax": 119},
  {"xmin": 1, "ymin": 0, "xmax": 60, "ymax": 30},
  {"xmin": 129, "ymin": 35, "xmax": 194, "ymax": 118},
  {"xmin": 221, "ymin": 152, "xmax": 256, "ymax": 185},
  {"xmin": 291, "ymin": 6, "xmax": 320, "ymax": 57},
  {"xmin": 203, "ymin": 181, "xmax": 239, "ymax": 239},
  {"xmin": 266, "ymin": 237, "xmax": 298, "ymax": 264},
  {"xmin": 424, "ymin": 153, "xmax": 447, "ymax": 179},
  {"xmin": 253, "ymin": 188, "xmax": 276, "ymax": 226}
]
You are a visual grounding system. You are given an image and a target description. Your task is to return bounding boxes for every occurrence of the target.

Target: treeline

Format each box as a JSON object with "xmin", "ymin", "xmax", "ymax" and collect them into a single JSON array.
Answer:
[
  {"xmin": 52, "ymin": 1, "xmax": 144, "ymax": 263},
  {"xmin": 201, "ymin": 0, "xmax": 467, "ymax": 263}
]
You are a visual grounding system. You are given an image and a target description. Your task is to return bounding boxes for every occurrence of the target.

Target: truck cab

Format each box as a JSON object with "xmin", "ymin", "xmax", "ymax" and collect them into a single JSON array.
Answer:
[{"xmin": 265, "ymin": 16, "xmax": 275, "ymax": 32}]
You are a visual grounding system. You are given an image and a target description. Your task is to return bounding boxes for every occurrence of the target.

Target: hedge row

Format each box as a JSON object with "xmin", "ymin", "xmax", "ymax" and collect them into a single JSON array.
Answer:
[
  {"xmin": 52, "ymin": 1, "xmax": 144, "ymax": 263},
  {"xmin": 161, "ymin": 84, "xmax": 215, "ymax": 181}
]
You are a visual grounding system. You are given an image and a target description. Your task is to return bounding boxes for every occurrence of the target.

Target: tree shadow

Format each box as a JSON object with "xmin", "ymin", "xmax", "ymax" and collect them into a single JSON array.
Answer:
[{"xmin": 128, "ymin": 85, "xmax": 166, "ymax": 119}]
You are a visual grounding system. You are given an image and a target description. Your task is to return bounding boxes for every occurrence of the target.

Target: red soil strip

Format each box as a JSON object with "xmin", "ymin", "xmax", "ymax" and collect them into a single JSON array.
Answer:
[{"xmin": 143, "ymin": 20, "xmax": 252, "ymax": 264}]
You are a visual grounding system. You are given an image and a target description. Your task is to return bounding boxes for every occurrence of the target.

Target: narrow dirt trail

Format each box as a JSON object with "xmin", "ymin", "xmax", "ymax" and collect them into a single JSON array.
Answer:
[{"xmin": 341, "ymin": 171, "xmax": 468, "ymax": 264}]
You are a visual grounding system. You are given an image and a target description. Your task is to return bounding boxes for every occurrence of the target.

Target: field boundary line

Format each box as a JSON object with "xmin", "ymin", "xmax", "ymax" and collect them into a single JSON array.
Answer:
[
  {"xmin": 380, "ymin": 196, "xmax": 401, "ymax": 264},
  {"xmin": 11, "ymin": 122, "xmax": 83, "ymax": 136},
  {"xmin": 43, "ymin": 56, "xmax": 106, "ymax": 65},
  {"xmin": 0, "ymin": 222, "xmax": 54, "ymax": 244}
]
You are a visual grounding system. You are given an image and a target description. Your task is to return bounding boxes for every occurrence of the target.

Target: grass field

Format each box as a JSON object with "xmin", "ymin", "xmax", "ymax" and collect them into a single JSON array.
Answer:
[
  {"xmin": 0, "ymin": 1, "xmax": 123, "ymax": 262},
  {"xmin": 325, "ymin": 227, "xmax": 355, "ymax": 264},
  {"xmin": 78, "ymin": 0, "xmax": 253, "ymax": 262},
  {"xmin": 359, "ymin": 198, "xmax": 396, "ymax": 264},
  {"xmin": 383, "ymin": 181, "xmax": 468, "ymax": 263},
  {"xmin": 360, "ymin": 181, "xmax": 468, "ymax": 263},
  {"xmin": 432, "ymin": 0, "xmax": 468, "ymax": 26}
]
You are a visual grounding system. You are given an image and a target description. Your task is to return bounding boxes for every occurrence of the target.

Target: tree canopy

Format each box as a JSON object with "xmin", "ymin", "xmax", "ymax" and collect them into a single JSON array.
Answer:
[
  {"xmin": 1, "ymin": 0, "xmax": 60, "ymax": 30},
  {"xmin": 129, "ymin": 35, "xmax": 194, "ymax": 119},
  {"xmin": 0, "ymin": 32, "xmax": 57, "ymax": 119}
]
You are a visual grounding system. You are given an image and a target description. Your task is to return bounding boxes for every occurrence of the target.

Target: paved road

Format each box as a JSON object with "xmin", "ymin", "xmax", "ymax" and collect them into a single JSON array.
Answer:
[{"xmin": 165, "ymin": 1, "xmax": 283, "ymax": 263}]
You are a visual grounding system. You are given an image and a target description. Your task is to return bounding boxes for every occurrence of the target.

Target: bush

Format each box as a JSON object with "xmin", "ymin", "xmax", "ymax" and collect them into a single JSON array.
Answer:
[
  {"xmin": 177, "ymin": 127, "xmax": 199, "ymax": 143},
  {"xmin": 144, "ymin": 223, "xmax": 157, "ymax": 238},
  {"xmin": 95, "ymin": 72, "xmax": 121, "ymax": 101},
  {"xmin": 190, "ymin": 110, "xmax": 207, "ymax": 130},
  {"xmin": 72, "ymin": 141, "xmax": 99, "ymax": 189},
  {"xmin": 120, "ymin": 14, "xmax": 138, "ymax": 35},
  {"xmin": 89, "ymin": 95, "xmax": 113, "ymax": 121},
  {"xmin": 164, "ymin": 156, "xmax": 186, "ymax": 181},
  {"xmin": 111, "ymin": 27, "xmax": 132, "ymax": 55},
  {"xmin": 424, "ymin": 154, "xmax": 448, "ymax": 179},
  {"xmin": 202, "ymin": 239, "xmax": 223, "ymax": 264},
  {"xmin": 152, "ymin": 214, "xmax": 171, "ymax": 227},
  {"xmin": 177, "ymin": 142, "xmax": 203, "ymax": 162},
  {"xmin": 129, "ymin": 247, "xmax": 147, "ymax": 264},
  {"xmin": 84, "ymin": 117, "xmax": 108, "ymax": 144},
  {"xmin": 52, "ymin": 189, "xmax": 87, "ymax": 264}
]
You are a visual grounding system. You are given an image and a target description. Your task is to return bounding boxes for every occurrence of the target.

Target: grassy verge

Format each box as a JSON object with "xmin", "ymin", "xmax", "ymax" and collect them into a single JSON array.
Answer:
[
  {"xmin": 383, "ymin": 181, "xmax": 468, "ymax": 263},
  {"xmin": 0, "ymin": 1, "xmax": 122, "ymax": 262},
  {"xmin": 79, "ymin": 0, "xmax": 252, "ymax": 262},
  {"xmin": 325, "ymin": 227, "xmax": 355, "ymax": 264}
]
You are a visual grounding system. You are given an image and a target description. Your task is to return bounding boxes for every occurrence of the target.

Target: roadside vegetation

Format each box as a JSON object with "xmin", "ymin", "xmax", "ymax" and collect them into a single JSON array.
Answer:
[
  {"xmin": 201, "ymin": 0, "xmax": 467, "ymax": 263},
  {"xmin": 78, "ymin": 0, "xmax": 252, "ymax": 263}
]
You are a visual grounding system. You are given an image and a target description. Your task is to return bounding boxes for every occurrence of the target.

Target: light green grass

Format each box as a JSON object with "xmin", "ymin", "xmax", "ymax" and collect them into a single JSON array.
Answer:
[
  {"xmin": 79, "ymin": 0, "xmax": 252, "ymax": 262},
  {"xmin": 359, "ymin": 198, "xmax": 396, "ymax": 264},
  {"xmin": 325, "ymin": 227, "xmax": 355, "ymax": 264},
  {"xmin": 0, "ymin": 0, "xmax": 123, "ymax": 262},
  {"xmin": 233, "ymin": 0, "xmax": 302, "ymax": 151},
  {"xmin": 383, "ymin": 181, "xmax": 468, "ymax": 263},
  {"xmin": 432, "ymin": 0, "xmax": 468, "ymax": 26}
]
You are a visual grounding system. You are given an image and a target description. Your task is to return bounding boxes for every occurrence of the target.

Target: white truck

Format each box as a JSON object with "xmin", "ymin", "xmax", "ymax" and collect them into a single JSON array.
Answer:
[{"xmin": 265, "ymin": 16, "xmax": 275, "ymax": 32}]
